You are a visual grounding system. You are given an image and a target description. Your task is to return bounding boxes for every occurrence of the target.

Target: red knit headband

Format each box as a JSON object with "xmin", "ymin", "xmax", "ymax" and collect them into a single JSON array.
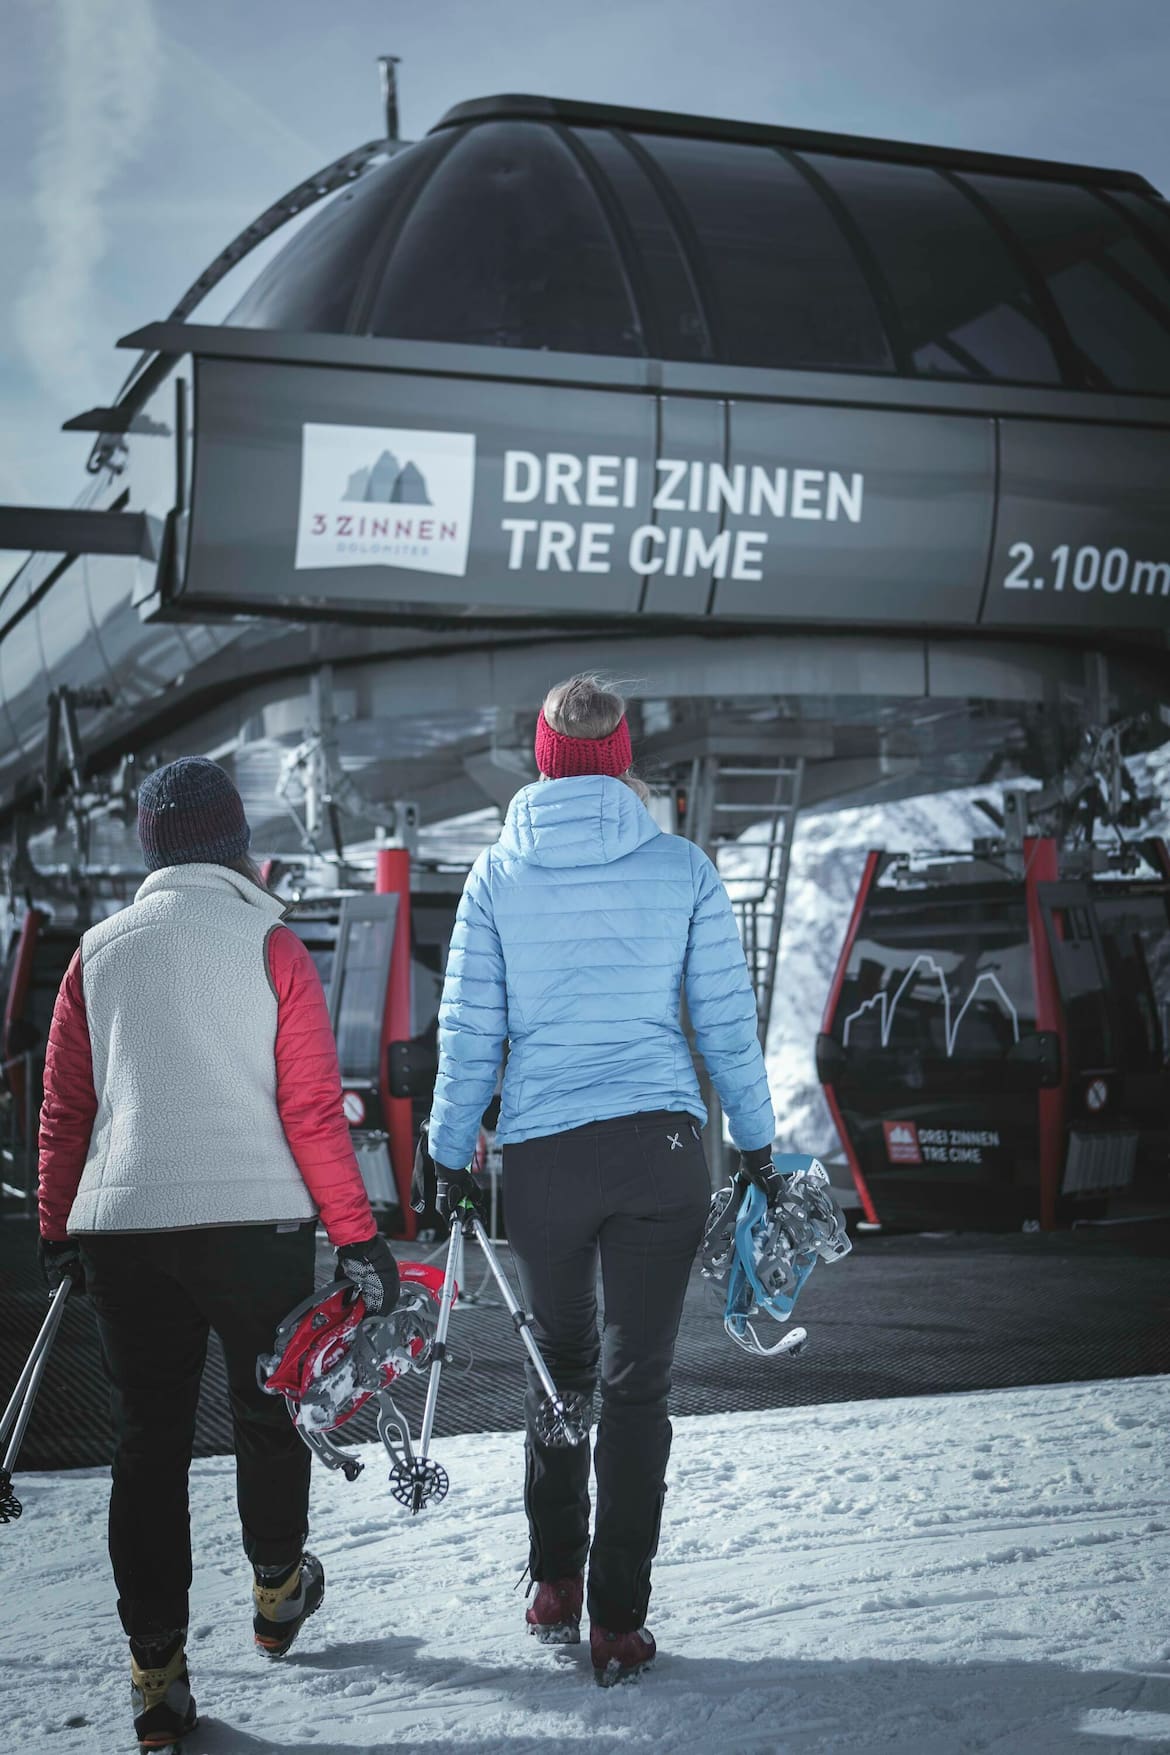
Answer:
[{"xmin": 535, "ymin": 709, "xmax": 632, "ymax": 779}]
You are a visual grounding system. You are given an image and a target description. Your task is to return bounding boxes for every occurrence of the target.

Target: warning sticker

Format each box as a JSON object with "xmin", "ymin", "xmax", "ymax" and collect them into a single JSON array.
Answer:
[
  {"xmin": 883, "ymin": 1120, "xmax": 922, "ymax": 1164},
  {"xmin": 1085, "ymin": 1078, "xmax": 1109, "ymax": 1113},
  {"xmin": 342, "ymin": 1091, "xmax": 366, "ymax": 1127}
]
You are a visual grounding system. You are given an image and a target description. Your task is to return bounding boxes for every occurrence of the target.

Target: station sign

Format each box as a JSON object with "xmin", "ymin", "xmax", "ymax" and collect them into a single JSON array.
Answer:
[
  {"xmin": 985, "ymin": 422, "xmax": 1170, "ymax": 631},
  {"xmin": 182, "ymin": 354, "xmax": 1170, "ymax": 630}
]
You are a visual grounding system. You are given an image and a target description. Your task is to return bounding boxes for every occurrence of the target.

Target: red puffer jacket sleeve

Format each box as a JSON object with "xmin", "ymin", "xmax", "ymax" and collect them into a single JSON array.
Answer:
[
  {"xmin": 37, "ymin": 951, "xmax": 98, "ymax": 1239},
  {"xmin": 269, "ymin": 926, "xmax": 375, "ymax": 1247}
]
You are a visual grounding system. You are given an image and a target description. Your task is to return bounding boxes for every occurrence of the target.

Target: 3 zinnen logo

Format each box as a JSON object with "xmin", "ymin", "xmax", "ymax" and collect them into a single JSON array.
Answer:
[{"xmin": 295, "ymin": 423, "xmax": 476, "ymax": 577}]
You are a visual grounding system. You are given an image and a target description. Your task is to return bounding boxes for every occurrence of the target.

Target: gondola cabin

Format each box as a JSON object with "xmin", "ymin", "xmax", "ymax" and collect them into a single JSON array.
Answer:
[
  {"xmin": 282, "ymin": 863, "xmax": 463, "ymax": 1232},
  {"xmin": 816, "ymin": 838, "xmax": 1170, "ymax": 1230}
]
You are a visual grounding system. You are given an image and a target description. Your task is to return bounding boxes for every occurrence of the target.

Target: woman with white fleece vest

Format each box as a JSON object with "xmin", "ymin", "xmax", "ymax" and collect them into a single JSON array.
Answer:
[{"xmin": 36, "ymin": 757, "xmax": 400, "ymax": 1752}]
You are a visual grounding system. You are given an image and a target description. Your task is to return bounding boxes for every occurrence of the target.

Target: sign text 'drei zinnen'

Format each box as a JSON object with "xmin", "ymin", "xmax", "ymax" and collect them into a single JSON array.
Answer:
[{"xmin": 499, "ymin": 449, "xmax": 865, "ymax": 581}]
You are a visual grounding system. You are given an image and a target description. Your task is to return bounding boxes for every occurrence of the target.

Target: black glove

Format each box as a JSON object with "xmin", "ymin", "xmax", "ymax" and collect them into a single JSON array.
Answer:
[
  {"xmin": 38, "ymin": 1236, "xmax": 85, "ymax": 1295},
  {"xmin": 736, "ymin": 1147, "xmax": 786, "ymax": 1204},
  {"xmin": 434, "ymin": 1164, "xmax": 486, "ymax": 1229},
  {"xmin": 410, "ymin": 1123, "xmax": 437, "ymax": 1218},
  {"xmin": 335, "ymin": 1233, "xmax": 400, "ymax": 1315},
  {"xmin": 411, "ymin": 1123, "xmax": 487, "ymax": 1231}
]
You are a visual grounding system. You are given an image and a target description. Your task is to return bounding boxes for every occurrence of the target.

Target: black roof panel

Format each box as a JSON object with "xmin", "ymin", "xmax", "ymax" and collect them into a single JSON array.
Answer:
[
  {"xmin": 219, "ymin": 94, "xmax": 1170, "ymax": 395},
  {"xmin": 432, "ymin": 93, "xmax": 1160, "ymax": 196}
]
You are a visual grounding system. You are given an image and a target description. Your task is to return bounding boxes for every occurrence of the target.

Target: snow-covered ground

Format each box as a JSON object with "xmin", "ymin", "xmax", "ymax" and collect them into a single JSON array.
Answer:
[{"xmin": 3, "ymin": 1377, "xmax": 1167, "ymax": 1753}]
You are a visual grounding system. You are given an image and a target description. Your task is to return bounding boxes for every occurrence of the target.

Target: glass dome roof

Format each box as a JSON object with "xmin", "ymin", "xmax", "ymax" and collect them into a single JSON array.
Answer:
[{"xmin": 227, "ymin": 95, "xmax": 1170, "ymax": 395}]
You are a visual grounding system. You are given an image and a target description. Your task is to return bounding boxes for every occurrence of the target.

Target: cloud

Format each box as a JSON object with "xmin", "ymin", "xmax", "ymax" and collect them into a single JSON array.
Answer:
[{"xmin": 14, "ymin": 0, "xmax": 161, "ymax": 406}]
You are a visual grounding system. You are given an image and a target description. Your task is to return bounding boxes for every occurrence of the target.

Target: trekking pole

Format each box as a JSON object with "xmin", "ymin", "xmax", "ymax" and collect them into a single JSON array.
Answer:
[
  {"xmin": 389, "ymin": 1209, "xmax": 463, "ymax": 1514},
  {"xmin": 466, "ymin": 1216, "xmax": 590, "ymax": 1449},
  {"xmin": 0, "ymin": 1280, "xmax": 71, "ymax": 1524}
]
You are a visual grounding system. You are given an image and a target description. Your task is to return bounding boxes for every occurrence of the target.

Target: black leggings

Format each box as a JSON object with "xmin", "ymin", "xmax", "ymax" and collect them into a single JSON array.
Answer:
[
  {"xmin": 80, "ymin": 1221, "xmax": 317, "ymax": 1640},
  {"xmin": 503, "ymin": 1110, "xmax": 710, "ymax": 1631}
]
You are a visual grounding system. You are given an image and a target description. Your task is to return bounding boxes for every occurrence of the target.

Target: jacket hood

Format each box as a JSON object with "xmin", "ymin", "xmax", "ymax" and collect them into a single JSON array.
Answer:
[
  {"xmin": 134, "ymin": 862, "xmax": 286, "ymax": 920},
  {"xmin": 499, "ymin": 776, "xmax": 661, "ymax": 868}
]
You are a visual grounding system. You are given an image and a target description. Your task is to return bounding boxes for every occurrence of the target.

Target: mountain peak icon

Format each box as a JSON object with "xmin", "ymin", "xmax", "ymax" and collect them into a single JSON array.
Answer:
[
  {"xmin": 390, "ymin": 461, "xmax": 431, "ymax": 505},
  {"xmin": 364, "ymin": 450, "xmax": 402, "ymax": 501},
  {"xmin": 341, "ymin": 448, "xmax": 432, "ymax": 505}
]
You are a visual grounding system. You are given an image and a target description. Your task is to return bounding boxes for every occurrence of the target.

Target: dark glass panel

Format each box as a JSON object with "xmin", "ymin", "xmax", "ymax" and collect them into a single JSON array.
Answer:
[
  {"xmin": 804, "ymin": 154, "xmax": 1061, "ymax": 384},
  {"xmin": 1094, "ymin": 893, "xmax": 1170, "ymax": 1072},
  {"xmin": 228, "ymin": 139, "xmax": 451, "ymax": 334},
  {"xmin": 1048, "ymin": 902, "xmax": 1110, "ymax": 1067},
  {"xmin": 368, "ymin": 122, "xmax": 643, "ymax": 354},
  {"xmin": 1111, "ymin": 192, "xmax": 1170, "ymax": 269},
  {"xmin": 836, "ymin": 890, "xmax": 1036, "ymax": 1069},
  {"xmin": 410, "ymin": 901, "xmax": 455, "ymax": 1039},
  {"xmin": 635, "ymin": 134, "xmax": 894, "ymax": 372},
  {"xmin": 333, "ymin": 916, "xmax": 393, "ymax": 1080},
  {"xmin": 574, "ymin": 127, "xmax": 712, "ymax": 360},
  {"xmin": 963, "ymin": 175, "xmax": 1170, "ymax": 391}
]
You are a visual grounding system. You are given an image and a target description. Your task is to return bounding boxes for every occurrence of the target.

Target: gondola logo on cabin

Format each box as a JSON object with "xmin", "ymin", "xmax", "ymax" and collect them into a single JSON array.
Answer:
[{"xmin": 296, "ymin": 423, "xmax": 476, "ymax": 576}]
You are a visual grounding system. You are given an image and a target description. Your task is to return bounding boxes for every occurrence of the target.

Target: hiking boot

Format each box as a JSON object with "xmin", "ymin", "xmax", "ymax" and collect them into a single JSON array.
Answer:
[
  {"xmin": 130, "ymin": 1632, "xmax": 197, "ymax": 1749},
  {"xmin": 525, "ymin": 1574, "xmax": 583, "ymax": 1644},
  {"xmin": 589, "ymin": 1622, "xmax": 656, "ymax": 1686},
  {"xmin": 252, "ymin": 1551, "xmax": 325, "ymax": 1656}
]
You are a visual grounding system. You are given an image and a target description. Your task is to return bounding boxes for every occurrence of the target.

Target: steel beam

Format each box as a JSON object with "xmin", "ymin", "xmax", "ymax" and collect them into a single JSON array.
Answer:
[{"xmin": 0, "ymin": 507, "xmax": 154, "ymax": 558}]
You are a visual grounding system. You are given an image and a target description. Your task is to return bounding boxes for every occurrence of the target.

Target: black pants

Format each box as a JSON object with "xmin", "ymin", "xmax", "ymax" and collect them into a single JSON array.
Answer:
[
  {"xmin": 503, "ymin": 1110, "xmax": 711, "ymax": 1632},
  {"xmin": 80, "ymin": 1222, "xmax": 317, "ymax": 1640}
]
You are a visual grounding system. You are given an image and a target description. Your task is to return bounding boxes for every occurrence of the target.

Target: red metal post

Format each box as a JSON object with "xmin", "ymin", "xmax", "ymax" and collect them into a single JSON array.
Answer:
[
  {"xmin": 819, "ymin": 850, "xmax": 882, "ymax": 1226},
  {"xmin": 376, "ymin": 848, "xmax": 417, "ymax": 1239},
  {"xmin": 3, "ymin": 909, "xmax": 45, "ymax": 1130},
  {"xmin": 1024, "ymin": 837, "xmax": 1065, "ymax": 1231}
]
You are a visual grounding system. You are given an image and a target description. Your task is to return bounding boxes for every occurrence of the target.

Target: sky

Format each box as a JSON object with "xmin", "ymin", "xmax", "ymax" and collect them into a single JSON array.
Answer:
[{"xmin": 1, "ymin": 0, "xmax": 1169, "ymax": 584}]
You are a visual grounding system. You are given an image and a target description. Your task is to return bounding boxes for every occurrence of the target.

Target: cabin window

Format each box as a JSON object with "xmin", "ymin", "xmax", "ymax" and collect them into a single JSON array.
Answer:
[
  {"xmin": 229, "ymin": 139, "xmax": 453, "ymax": 334},
  {"xmin": 634, "ymin": 134, "xmax": 894, "ymax": 372},
  {"xmin": 369, "ymin": 122, "xmax": 644, "ymax": 355},
  {"xmin": 1094, "ymin": 893, "xmax": 1170, "ymax": 1072},
  {"xmin": 575, "ymin": 127, "xmax": 714, "ymax": 361},
  {"xmin": 804, "ymin": 155, "xmax": 1062, "ymax": 385},
  {"xmin": 837, "ymin": 893, "xmax": 1035, "ymax": 1066},
  {"xmin": 333, "ymin": 915, "xmax": 395, "ymax": 1081},
  {"xmin": 962, "ymin": 176, "xmax": 1170, "ymax": 392}
]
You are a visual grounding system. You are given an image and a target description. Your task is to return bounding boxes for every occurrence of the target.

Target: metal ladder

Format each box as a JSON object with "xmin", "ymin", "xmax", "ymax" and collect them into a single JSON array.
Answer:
[{"xmin": 689, "ymin": 753, "xmax": 805, "ymax": 1042}]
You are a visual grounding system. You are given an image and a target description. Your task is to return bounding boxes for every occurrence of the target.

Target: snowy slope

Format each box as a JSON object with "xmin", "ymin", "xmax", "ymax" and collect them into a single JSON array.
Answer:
[{"xmin": 3, "ymin": 1377, "xmax": 1167, "ymax": 1754}]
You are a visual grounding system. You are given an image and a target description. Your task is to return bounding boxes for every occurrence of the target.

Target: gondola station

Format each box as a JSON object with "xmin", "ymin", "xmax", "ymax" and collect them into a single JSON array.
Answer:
[{"xmin": 3, "ymin": 88, "xmax": 1170, "ymax": 1235}]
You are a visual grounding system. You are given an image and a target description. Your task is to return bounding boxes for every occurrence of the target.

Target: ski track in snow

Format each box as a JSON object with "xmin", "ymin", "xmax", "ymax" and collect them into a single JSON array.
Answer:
[{"xmin": 2, "ymin": 1378, "xmax": 1168, "ymax": 1754}]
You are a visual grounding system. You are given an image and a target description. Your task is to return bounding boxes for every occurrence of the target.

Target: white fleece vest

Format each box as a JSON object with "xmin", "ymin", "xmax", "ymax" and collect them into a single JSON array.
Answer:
[{"xmin": 67, "ymin": 865, "xmax": 317, "ymax": 1234}]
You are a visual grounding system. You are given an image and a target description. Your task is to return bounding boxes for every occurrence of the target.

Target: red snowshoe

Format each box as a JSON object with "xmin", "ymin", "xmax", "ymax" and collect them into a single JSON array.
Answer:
[{"xmin": 257, "ymin": 1263, "xmax": 447, "ymax": 1483}]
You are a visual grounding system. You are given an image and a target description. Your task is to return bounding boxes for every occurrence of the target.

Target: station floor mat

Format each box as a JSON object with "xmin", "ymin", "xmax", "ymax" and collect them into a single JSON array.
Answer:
[{"xmin": 2, "ymin": 1218, "xmax": 1167, "ymax": 1471}]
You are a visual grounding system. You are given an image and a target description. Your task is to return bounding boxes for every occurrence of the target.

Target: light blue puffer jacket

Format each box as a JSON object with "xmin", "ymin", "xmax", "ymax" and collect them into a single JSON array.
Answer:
[{"xmin": 427, "ymin": 774, "xmax": 775, "ymax": 1168}]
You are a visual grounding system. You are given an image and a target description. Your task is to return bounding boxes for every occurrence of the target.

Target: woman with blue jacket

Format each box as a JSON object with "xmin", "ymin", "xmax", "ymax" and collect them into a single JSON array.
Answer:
[{"xmin": 425, "ymin": 675, "xmax": 776, "ymax": 1684}]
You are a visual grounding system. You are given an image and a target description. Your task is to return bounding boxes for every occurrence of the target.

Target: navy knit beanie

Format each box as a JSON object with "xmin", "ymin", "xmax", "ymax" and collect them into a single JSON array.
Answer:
[{"xmin": 137, "ymin": 758, "xmax": 251, "ymax": 872}]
